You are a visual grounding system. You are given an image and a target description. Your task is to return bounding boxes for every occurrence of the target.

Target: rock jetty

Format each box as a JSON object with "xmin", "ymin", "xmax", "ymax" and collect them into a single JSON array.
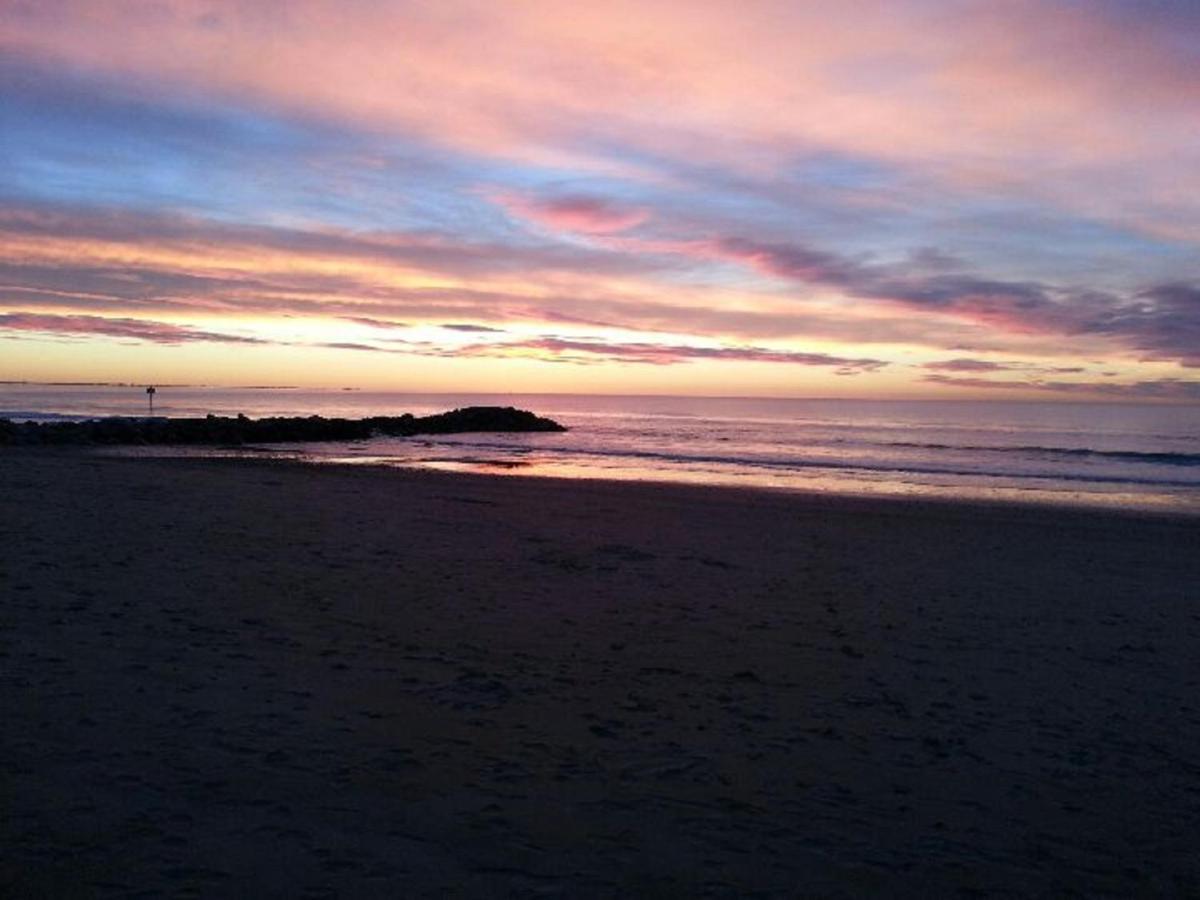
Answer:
[{"xmin": 0, "ymin": 406, "xmax": 566, "ymax": 446}]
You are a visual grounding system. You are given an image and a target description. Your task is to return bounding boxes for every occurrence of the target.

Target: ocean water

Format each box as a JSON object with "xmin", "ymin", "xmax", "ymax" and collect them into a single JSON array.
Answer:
[{"xmin": 4, "ymin": 383, "xmax": 1200, "ymax": 513}]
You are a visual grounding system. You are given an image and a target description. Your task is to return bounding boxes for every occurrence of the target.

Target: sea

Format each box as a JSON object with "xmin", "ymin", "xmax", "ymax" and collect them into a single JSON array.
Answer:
[{"xmin": 4, "ymin": 383, "xmax": 1200, "ymax": 514}]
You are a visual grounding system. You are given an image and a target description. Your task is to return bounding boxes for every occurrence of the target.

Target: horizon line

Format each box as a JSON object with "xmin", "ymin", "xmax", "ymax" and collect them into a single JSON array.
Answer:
[{"xmin": 2, "ymin": 381, "xmax": 1198, "ymax": 406}]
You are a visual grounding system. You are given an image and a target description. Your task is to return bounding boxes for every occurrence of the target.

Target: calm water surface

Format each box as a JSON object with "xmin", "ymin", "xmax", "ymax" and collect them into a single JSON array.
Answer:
[{"xmin": 4, "ymin": 384, "xmax": 1200, "ymax": 513}]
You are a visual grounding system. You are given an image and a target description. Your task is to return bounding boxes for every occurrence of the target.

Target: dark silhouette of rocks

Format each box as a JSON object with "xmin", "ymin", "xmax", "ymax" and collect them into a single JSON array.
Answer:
[{"xmin": 0, "ymin": 406, "xmax": 566, "ymax": 446}]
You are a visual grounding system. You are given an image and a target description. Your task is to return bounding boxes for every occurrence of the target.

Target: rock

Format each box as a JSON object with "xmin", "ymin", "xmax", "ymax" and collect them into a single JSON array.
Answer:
[{"xmin": 0, "ymin": 406, "xmax": 566, "ymax": 446}]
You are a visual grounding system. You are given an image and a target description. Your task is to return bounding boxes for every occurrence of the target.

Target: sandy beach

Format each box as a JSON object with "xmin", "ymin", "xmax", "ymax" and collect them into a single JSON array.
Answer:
[{"xmin": 2, "ymin": 451, "xmax": 1198, "ymax": 898}]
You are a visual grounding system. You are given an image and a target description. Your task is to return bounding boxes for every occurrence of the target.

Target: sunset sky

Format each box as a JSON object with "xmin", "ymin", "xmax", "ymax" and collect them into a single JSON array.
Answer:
[{"xmin": 1, "ymin": 1, "xmax": 1198, "ymax": 400}]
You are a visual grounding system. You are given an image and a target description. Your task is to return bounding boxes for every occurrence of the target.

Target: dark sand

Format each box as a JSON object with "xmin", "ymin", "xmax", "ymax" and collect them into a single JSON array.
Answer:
[{"xmin": 2, "ymin": 452, "xmax": 1198, "ymax": 898}]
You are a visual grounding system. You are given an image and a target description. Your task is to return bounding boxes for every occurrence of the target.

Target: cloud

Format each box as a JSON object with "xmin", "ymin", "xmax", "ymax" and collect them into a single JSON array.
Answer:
[
  {"xmin": 4, "ymin": 198, "xmax": 1199, "ymax": 375},
  {"xmin": 713, "ymin": 236, "xmax": 867, "ymax": 284},
  {"xmin": 340, "ymin": 316, "xmax": 408, "ymax": 329},
  {"xmin": 0, "ymin": 201, "xmax": 977, "ymax": 350},
  {"xmin": 644, "ymin": 231, "xmax": 1200, "ymax": 367},
  {"xmin": 0, "ymin": 202, "xmax": 668, "ymax": 284},
  {"xmin": 0, "ymin": 312, "xmax": 268, "ymax": 345},
  {"xmin": 455, "ymin": 336, "xmax": 888, "ymax": 371},
  {"xmin": 496, "ymin": 192, "xmax": 650, "ymax": 234},
  {"xmin": 921, "ymin": 374, "xmax": 1030, "ymax": 391},
  {"xmin": 922, "ymin": 373, "xmax": 1200, "ymax": 401},
  {"xmin": 922, "ymin": 358, "xmax": 1088, "ymax": 375},
  {"xmin": 314, "ymin": 341, "xmax": 390, "ymax": 353},
  {"xmin": 0, "ymin": 0, "xmax": 1195, "ymax": 403},
  {"xmin": 1088, "ymin": 282, "xmax": 1200, "ymax": 367},
  {"xmin": 0, "ymin": 0, "xmax": 1197, "ymax": 400},
  {"xmin": 922, "ymin": 358, "xmax": 1021, "ymax": 373},
  {"xmin": 5, "ymin": 0, "xmax": 1198, "ymax": 245},
  {"xmin": 696, "ymin": 234, "xmax": 1062, "ymax": 327},
  {"xmin": 441, "ymin": 323, "xmax": 506, "ymax": 333}
]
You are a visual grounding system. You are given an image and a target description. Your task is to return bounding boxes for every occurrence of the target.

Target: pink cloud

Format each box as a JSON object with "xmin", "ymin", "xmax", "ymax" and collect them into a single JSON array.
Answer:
[
  {"xmin": 340, "ymin": 315, "xmax": 408, "ymax": 329},
  {"xmin": 4, "ymin": 199, "xmax": 1197, "ymax": 369},
  {"xmin": 922, "ymin": 358, "xmax": 1020, "ymax": 373},
  {"xmin": 612, "ymin": 230, "xmax": 1200, "ymax": 366},
  {"xmin": 0, "ymin": 312, "xmax": 267, "ymax": 345},
  {"xmin": 922, "ymin": 359, "xmax": 1094, "ymax": 377},
  {"xmin": 5, "ymin": 2, "xmax": 1197, "ymax": 238},
  {"xmin": 440, "ymin": 323, "xmax": 507, "ymax": 333},
  {"xmin": 455, "ymin": 336, "xmax": 887, "ymax": 372},
  {"xmin": 496, "ymin": 193, "xmax": 650, "ymax": 235},
  {"xmin": 922, "ymin": 372, "xmax": 1200, "ymax": 401}
]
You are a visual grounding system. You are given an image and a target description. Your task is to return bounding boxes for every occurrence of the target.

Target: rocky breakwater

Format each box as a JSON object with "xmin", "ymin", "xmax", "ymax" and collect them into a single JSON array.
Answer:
[{"xmin": 0, "ymin": 406, "xmax": 566, "ymax": 446}]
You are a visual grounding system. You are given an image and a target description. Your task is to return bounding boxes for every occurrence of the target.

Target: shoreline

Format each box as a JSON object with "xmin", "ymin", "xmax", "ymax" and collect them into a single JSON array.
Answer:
[
  {"xmin": 7, "ymin": 389, "xmax": 1199, "ymax": 519},
  {"xmin": 98, "ymin": 445, "xmax": 1200, "ymax": 521},
  {"xmin": 4, "ymin": 451, "xmax": 1199, "ymax": 896}
]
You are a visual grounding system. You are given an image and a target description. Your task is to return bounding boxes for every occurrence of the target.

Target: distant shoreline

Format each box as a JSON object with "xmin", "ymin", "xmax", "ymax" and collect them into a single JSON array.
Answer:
[
  {"xmin": 3, "ymin": 382, "xmax": 1196, "ymax": 405},
  {"xmin": 0, "ymin": 380, "xmax": 302, "ymax": 389}
]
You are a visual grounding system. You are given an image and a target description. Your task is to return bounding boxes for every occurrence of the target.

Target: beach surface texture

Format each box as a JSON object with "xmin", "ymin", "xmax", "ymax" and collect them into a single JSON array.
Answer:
[{"xmin": 3, "ymin": 452, "xmax": 1198, "ymax": 897}]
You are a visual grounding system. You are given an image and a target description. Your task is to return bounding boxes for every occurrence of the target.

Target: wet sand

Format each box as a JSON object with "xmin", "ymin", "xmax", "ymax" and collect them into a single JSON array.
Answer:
[{"xmin": 2, "ymin": 451, "xmax": 1198, "ymax": 897}]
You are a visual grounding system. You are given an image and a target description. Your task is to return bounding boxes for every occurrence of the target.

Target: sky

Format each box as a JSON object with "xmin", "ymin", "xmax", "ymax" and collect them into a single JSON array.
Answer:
[{"xmin": 1, "ymin": 0, "xmax": 1198, "ymax": 400}]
